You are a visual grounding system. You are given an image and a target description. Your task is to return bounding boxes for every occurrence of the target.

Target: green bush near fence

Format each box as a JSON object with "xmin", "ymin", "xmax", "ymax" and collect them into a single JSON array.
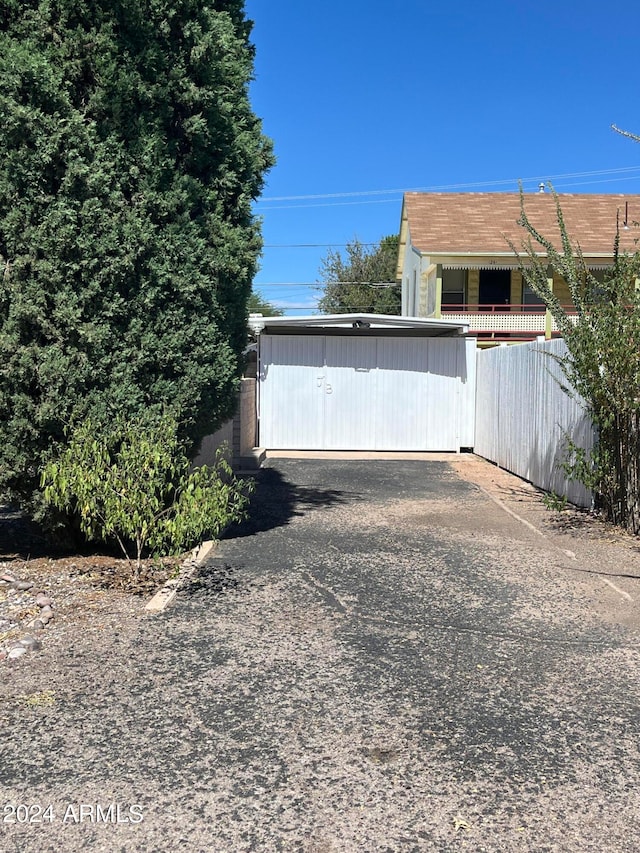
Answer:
[
  {"xmin": 516, "ymin": 183, "xmax": 640, "ymax": 534},
  {"xmin": 41, "ymin": 413, "xmax": 253, "ymax": 572}
]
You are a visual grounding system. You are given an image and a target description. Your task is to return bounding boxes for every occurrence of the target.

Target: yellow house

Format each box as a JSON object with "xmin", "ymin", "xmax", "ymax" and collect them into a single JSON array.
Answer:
[{"xmin": 397, "ymin": 191, "xmax": 640, "ymax": 343}]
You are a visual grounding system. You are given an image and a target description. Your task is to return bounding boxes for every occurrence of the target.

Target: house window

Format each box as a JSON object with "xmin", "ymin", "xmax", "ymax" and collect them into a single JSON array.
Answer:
[
  {"xmin": 478, "ymin": 269, "xmax": 510, "ymax": 306},
  {"xmin": 582, "ymin": 268, "xmax": 613, "ymax": 302},
  {"xmin": 523, "ymin": 281, "xmax": 545, "ymax": 312},
  {"xmin": 442, "ymin": 269, "xmax": 467, "ymax": 306}
]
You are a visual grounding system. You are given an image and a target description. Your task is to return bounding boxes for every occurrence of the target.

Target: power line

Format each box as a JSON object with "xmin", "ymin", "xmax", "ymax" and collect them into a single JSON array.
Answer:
[
  {"xmin": 254, "ymin": 281, "xmax": 398, "ymax": 287},
  {"xmin": 257, "ymin": 176, "xmax": 640, "ymax": 211},
  {"xmin": 256, "ymin": 165, "xmax": 640, "ymax": 204},
  {"xmin": 263, "ymin": 242, "xmax": 380, "ymax": 248},
  {"xmin": 259, "ymin": 197, "xmax": 400, "ymax": 211},
  {"xmin": 544, "ymin": 174, "xmax": 640, "ymax": 190}
]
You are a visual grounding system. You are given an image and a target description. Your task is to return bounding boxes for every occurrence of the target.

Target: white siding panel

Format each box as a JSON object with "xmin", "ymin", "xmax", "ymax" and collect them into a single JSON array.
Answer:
[
  {"xmin": 376, "ymin": 338, "xmax": 430, "ymax": 450},
  {"xmin": 458, "ymin": 337, "xmax": 477, "ymax": 447},
  {"xmin": 324, "ymin": 337, "xmax": 378, "ymax": 449},
  {"xmin": 475, "ymin": 339, "xmax": 594, "ymax": 507},
  {"xmin": 258, "ymin": 335, "xmax": 325, "ymax": 448},
  {"xmin": 425, "ymin": 340, "xmax": 458, "ymax": 451},
  {"xmin": 259, "ymin": 333, "xmax": 476, "ymax": 452}
]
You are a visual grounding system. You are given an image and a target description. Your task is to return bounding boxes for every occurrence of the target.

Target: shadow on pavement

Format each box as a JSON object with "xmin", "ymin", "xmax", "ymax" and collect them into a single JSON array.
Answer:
[
  {"xmin": 179, "ymin": 561, "xmax": 244, "ymax": 599},
  {"xmin": 179, "ymin": 467, "xmax": 351, "ymax": 600},
  {"xmin": 226, "ymin": 466, "xmax": 350, "ymax": 539},
  {"xmin": 0, "ymin": 466, "xmax": 349, "ymax": 563}
]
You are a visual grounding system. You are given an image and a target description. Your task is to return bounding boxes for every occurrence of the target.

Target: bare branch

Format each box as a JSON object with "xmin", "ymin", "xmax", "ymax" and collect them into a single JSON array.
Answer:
[{"xmin": 611, "ymin": 124, "xmax": 640, "ymax": 143}]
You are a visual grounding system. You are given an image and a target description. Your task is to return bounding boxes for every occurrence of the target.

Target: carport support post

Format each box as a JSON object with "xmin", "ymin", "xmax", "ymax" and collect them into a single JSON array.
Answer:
[{"xmin": 435, "ymin": 264, "xmax": 443, "ymax": 318}]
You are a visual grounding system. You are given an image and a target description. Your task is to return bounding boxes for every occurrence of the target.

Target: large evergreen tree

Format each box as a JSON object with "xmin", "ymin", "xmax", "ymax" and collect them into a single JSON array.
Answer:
[
  {"xmin": 0, "ymin": 0, "xmax": 273, "ymax": 513},
  {"xmin": 317, "ymin": 235, "xmax": 400, "ymax": 314}
]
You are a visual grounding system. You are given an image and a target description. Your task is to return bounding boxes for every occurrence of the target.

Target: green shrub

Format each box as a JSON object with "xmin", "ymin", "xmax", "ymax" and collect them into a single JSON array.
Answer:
[
  {"xmin": 41, "ymin": 413, "xmax": 253, "ymax": 572},
  {"xmin": 541, "ymin": 490, "xmax": 568, "ymax": 513},
  {"xmin": 516, "ymin": 189, "xmax": 640, "ymax": 532}
]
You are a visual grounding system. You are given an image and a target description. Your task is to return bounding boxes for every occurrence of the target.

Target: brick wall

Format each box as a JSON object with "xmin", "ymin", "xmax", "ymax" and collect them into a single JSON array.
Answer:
[{"xmin": 193, "ymin": 377, "xmax": 257, "ymax": 469}]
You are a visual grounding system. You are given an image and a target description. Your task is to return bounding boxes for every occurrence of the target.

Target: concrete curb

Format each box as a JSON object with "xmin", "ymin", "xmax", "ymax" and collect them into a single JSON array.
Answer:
[
  {"xmin": 239, "ymin": 447, "xmax": 266, "ymax": 469},
  {"xmin": 145, "ymin": 540, "xmax": 216, "ymax": 613}
]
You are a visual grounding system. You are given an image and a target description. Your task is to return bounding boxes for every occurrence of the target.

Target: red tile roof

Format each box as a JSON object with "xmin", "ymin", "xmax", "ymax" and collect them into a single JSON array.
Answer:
[{"xmin": 403, "ymin": 192, "xmax": 640, "ymax": 256}]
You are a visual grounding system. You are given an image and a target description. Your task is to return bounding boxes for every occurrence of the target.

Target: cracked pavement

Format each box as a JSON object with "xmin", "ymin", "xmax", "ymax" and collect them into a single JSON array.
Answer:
[{"xmin": 1, "ymin": 457, "xmax": 640, "ymax": 852}]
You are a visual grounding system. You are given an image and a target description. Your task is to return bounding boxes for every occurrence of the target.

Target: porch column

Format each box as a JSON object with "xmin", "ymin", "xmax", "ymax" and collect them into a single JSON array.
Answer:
[
  {"xmin": 435, "ymin": 264, "xmax": 443, "ymax": 318},
  {"xmin": 545, "ymin": 265, "xmax": 554, "ymax": 340},
  {"xmin": 467, "ymin": 270, "xmax": 479, "ymax": 305},
  {"xmin": 510, "ymin": 271, "xmax": 521, "ymax": 309}
]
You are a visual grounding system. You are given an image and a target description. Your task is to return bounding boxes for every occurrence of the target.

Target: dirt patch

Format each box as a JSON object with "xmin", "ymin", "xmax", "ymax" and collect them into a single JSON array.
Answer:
[
  {"xmin": 0, "ymin": 504, "xmax": 183, "ymax": 592},
  {"xmin": 0, "ymin": 507, "xmax": 184, "ymax": 661},
  {"xmin": 449, "ymin": 453, "xmax": 551, "ymax": 505},
  {"xmin": 449, "ymin": 454, "xmax": 640, "ymax": 631},
  {"xmin": 449, "ymin": 453, "xmax": 640, "ymax": 550}
]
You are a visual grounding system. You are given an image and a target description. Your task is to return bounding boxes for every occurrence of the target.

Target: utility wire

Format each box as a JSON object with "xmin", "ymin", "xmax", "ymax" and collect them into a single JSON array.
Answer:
[
  {"xmin": 257, "ymin": 165, "xmax": 640, "ymax": 204},
  {"xmin": 253, "ymin": 281, "xmax": 398, "ymax": 287},
  {"xmin": 258, "ymin": 175, "xmax": 640, "ymax": 211},
  {"xmin": 258, "ymin": 177, "xmax": 640, "ymax": 210},
  {"xmin": 259, "ymin": 197, "xmax": 400, "ymax": 211},
  {"xmin": 263, "ymin": 242, "xmax": 381, "ymax": 248}
]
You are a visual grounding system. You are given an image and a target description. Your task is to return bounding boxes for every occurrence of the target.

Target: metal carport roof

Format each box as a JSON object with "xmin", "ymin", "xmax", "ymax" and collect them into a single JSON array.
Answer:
[{"xmin": 249, "ymin": 313, "xmax": 470, "ymax": 337}]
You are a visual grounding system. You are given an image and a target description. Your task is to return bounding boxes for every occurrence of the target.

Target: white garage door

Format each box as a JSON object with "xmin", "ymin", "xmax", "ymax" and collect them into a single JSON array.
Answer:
[{"xmin": 258, "ymin": 334, "xmax": 475, "ymax": 451}]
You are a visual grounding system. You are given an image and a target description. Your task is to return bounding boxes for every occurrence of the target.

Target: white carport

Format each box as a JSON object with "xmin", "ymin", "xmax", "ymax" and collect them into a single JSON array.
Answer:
[{"xmin": 254, "ymin": 313, "xmax": 475, "ymax": 452}]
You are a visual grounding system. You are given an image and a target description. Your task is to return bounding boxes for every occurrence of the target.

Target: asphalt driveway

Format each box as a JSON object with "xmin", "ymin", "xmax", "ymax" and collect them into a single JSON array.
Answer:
[{"xmin": 2, "ymin": 458, "xmax": 640, "ymax": 852}]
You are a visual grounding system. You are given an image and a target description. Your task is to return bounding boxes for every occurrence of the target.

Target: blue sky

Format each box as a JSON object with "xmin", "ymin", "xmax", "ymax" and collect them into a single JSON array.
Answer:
[{"xmin": 245, "ymin": 0, "xmax": 640, "ymax": 315}]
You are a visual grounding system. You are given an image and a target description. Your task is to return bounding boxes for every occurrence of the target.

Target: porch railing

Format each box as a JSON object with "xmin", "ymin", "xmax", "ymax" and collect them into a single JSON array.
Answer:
[{"xmin": 440, "ymin": 304, "xmax": 578, "ymax": 334}]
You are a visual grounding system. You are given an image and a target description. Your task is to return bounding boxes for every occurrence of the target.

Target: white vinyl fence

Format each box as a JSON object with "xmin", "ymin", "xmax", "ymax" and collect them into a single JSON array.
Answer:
[{"xmin": 475, "ymin": 339, "xmax": 595, "ymax": 507}]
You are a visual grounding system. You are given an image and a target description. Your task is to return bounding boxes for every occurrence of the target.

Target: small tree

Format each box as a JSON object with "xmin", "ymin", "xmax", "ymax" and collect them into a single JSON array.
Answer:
[
  {"xmin": 515, "ymin": 189, "xmax": 640, "ymax": 532},
  {"xmin": 247, "ymin": 290, "xmax": 283, "ymax": 316},
  {"xmin": 41, "ymin": 413, "xmax": 253, "ymax": 572},
  {"xmin": 317, "ymin": 235, "xmax": 400, "ymax": 314}
]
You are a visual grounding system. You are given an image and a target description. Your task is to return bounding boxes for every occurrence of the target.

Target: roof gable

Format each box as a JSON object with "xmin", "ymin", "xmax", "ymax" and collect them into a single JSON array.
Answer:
[{"xmin": 403, "ymin": 192, "xmax": 640, "ymax": 256}]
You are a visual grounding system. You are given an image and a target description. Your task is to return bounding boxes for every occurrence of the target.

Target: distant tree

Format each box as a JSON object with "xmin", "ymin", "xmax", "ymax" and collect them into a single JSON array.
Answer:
[
  {"xmin": 247, "ymin": 291, "xmax": 283, "ymax": 316},
  {"xmin": 0, "ymin": 0, "xmax": 274, "ymax": 518},
  {"xmin": 317, "ymin": 235, "xmax": 400, "ymax": 314}
]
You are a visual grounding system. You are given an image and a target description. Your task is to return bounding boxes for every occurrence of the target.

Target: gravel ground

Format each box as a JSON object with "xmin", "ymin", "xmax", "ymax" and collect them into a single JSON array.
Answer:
[
  {"xmin": 1, "ymin": 456, "xmax": 640, "ymax": 852},
  {"xmin": 0, "ymin": 506, "xmax": 180, "ymax": 664}
]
